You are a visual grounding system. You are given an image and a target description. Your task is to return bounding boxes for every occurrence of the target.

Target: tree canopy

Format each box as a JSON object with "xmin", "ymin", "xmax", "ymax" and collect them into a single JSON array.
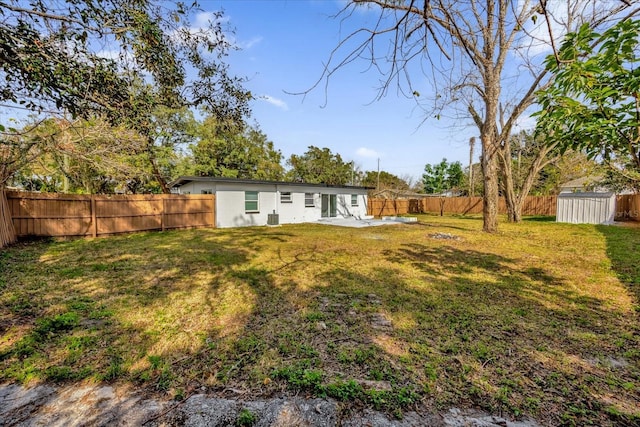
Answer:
[
  {"xmin": 0, "ymin": 0, "xmax": 250, "ymax": 123},
  {"xmin": 188, "ymin": 118, "xmax": 284, "ymax": 181},
  {"xmin": 536, "ymin": 19, "xmax": 640, "ymax": 192},
  {"xmin": 360, "ymin": 170, "xmax": 410, "ymax": 190},
  {"xmin": 0, "ymin": 0, "xmax": 253, "ymax": 193},
  {"xmin": 287, "ymin": 146, "xmax": 355, "ymax": 186},
  {"xmin": 422, "ymin": 158, "xmax": 464, "ymax": 195}
]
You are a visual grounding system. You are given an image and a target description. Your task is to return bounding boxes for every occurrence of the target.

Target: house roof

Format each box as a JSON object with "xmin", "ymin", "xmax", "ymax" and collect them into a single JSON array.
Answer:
[
  {"xmin": 169, "ymin": 176, "xmax": 374, "ymax": 190},
  {"xmin": 560, "ymin": 175, "xmax": 604, "ymax": 189},
  {"xmin": 370, "ymin": 189, "xmax": 433, "ymax": 199}
]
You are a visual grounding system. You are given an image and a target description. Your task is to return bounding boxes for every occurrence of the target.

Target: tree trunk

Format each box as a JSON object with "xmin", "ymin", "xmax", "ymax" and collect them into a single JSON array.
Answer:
[
  {"xmin": 439, "ymin": 197, "xmax": 445, "ymax": 216},
  {"xmin": 481, "ymin": 85, "xmax": 500, "ymax": 233},
  {"xmin": 0, "ymin": 187, "xmax": 17, "ymax": 248},
  {"xmin": 147, "ymin": 138, "xmax": 170, "ymax": 194},
  {"xmin": 482, "ymin": 150, "xmax": 500, "ymax": 233},
  {"xmin": 500, "ymin": 142, "xmax": 519, "ymax": 223},
  {"xmin": 500, "ymin": 140, "xmax": 557, "ymax": 223}
]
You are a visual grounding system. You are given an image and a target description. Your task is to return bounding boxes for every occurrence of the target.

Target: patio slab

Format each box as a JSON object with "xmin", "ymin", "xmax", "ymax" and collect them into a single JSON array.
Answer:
[{"xmin": 317, "ymin": 217, "xmax": 416, "ymax": 228}]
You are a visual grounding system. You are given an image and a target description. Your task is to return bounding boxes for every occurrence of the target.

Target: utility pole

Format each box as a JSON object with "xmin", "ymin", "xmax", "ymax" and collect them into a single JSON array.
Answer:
[
  {"xmin": 376, "ymin": 158, "xmax": 380, "ymax": 190},
  {"xmin": 469, "ymin": 137, "xmax": 475, "ymax": 197}
]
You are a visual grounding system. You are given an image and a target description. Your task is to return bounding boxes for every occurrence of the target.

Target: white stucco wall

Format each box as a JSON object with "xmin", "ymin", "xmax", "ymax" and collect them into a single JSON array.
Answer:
[{"xmin": 173, "ymin": 180, "xmax": 369, "ymax": 228}]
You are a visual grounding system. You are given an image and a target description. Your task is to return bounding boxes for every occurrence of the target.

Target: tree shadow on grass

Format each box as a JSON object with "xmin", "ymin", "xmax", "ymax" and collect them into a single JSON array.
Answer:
[
  {"xmin": 2, "ymin": 225, "xmax": 639, "ymax": 426},
  {"xmin": 0, "ymin": 227, "xmax": 293, "ymax": 392},
  {"xmin": 368, "ymin": 243, "xmax": 638, "ymax": 425},
  {"xmin": 596, "ymin": 224, "xmax": 640, "ymax": 307},
  {"xmin": 522, "ymin": 215, "xmax": 556, "ymax": 222}
]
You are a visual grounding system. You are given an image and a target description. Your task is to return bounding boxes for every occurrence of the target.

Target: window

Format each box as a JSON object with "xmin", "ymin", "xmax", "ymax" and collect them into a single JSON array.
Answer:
[
  {"xmin": 351, "ymin": 194, "xmax": 358, "ymax": 207},
  {"xmin": 245, "ymin": 191, "xmax": 259, "ymax": 212},
  {"xmin": 201, "ymin": 189, "xmax": 213, "ymax": 194},
  {"xmin": 305, "ymin": 193, "xmax": 315, "ymax": 207},
  {"xmin": 280, "ymin": 192, "xmax": 292, "ymax": 203}
]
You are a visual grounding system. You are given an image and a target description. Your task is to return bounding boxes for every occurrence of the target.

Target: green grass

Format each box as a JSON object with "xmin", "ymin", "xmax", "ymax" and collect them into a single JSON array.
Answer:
[{"xmin": 1, "ymin": 215, "xmax": 639, "ymax": 425}]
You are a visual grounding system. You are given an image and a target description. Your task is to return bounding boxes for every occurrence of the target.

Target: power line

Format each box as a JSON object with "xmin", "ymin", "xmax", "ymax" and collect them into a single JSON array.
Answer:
[{"xmin": 0, "ymin": 103, "xmax": 62, "ymax": 115}]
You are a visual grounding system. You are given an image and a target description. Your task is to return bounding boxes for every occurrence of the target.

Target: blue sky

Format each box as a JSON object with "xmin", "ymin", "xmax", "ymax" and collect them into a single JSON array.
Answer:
[{"xmin": 208, "ymin": 0, "xmax": 482, "ymax": 182}]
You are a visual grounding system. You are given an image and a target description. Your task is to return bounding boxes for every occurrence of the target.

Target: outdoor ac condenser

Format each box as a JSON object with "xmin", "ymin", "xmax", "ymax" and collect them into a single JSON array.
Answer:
[{"xmin": 267, "ymin": 212, "xmax": 279, "ymax": 225}]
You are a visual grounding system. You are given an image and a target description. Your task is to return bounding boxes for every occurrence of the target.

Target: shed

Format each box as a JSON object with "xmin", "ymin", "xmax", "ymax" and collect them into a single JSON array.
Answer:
[
  {"xmin": 169, "ymin": 177, "xmax": 372, "ymax": 228},
  {"xmin": 556, "ymin": 192, "xmax": 617, "ymax": 225}
]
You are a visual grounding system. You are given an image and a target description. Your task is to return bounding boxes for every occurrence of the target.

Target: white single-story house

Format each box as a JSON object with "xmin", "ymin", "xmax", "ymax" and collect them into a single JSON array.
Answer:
[{"xmin": 170, "ymin": 177, "xmax": 372, "ymax": 228}]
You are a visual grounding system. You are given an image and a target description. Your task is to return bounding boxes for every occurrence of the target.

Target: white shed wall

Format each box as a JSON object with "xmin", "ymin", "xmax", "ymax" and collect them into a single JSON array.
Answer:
[{"xmin": 556, "ymin": 192, "xmax": 616, "ymax": 225}]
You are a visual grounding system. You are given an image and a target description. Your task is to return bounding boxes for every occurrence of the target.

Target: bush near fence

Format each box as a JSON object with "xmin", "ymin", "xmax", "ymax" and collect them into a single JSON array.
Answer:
[
  {"xmin": 6, "ymin": 191, "xmax": 215, "ymax": 238},
  {"xmin": 368, "ymin": 195, "xmax": 640, "ymax": 222}
]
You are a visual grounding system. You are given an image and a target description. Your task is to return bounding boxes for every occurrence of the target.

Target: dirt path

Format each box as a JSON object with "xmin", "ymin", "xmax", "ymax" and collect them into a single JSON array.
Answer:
[{"xmin": 0, "ymin": 382, "xmax": 541, "ymax": 426}]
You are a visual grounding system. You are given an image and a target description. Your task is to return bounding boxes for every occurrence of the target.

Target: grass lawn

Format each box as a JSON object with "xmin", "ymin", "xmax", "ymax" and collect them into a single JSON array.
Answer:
[{"xmin": 0, "ymin": 215, "xmax": 639, "ymax": 425}]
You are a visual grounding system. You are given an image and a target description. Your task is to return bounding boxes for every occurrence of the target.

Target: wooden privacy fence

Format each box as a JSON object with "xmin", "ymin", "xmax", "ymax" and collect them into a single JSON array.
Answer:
[
  {"xmin": 368, "ymin": 196, "xmax": 558, "ymax": 217},
  {"xmin": 369, "ymin": 194, "xmax": 640, "ymax": 221},
  {"xmin": 6, "ymin": 191, "xmax": 215, "ymax": 238},
  {"xmin": 616, "ymin": 194, "xmax": 640, "ymax": 221}
]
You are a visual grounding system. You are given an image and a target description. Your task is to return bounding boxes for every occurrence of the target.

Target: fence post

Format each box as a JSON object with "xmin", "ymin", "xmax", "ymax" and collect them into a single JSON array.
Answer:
[
  {"xmin": 210, "ymin": 195, "xmax": 216, "ymax": 228},
  {"xmin": 161, "ymin": 196, "xmax": 166, "ymax": 232},
  {"xmin": 91, "ymin": 196, "xmax": 97, "ymax": 238}
]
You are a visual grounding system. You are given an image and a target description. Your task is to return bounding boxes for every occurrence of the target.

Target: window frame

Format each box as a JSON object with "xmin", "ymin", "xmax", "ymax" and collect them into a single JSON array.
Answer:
[
  {"xmin": 351, "ymin": 194, "xmax": 359, "ymax": 207},
  {"xmin": 305, "ymin": 192, "xmax": 315, "ymax": 207},
  {"xmin": 245, "ymin": 191, "xmax": 259, "ymax": 213},
  {"xmin": 280, "ymin": 191, "xmax": 292, "ymax": 203}
]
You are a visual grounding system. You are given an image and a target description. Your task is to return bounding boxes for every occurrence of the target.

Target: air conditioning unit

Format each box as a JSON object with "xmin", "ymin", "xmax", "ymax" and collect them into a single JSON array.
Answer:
[{"xmin": 267, "ymin": 213, "xmax": 279, "ymax": 225}]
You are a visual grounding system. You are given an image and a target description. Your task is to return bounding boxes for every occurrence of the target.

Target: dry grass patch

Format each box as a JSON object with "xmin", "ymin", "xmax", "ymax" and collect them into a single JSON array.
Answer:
[{"xmin": 0, "ymin": 215, "xmax": 638, "ymax": 425}]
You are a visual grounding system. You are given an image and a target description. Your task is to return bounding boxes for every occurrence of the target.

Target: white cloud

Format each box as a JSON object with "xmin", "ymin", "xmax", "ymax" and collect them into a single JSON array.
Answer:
[
  {"xmin": 241, "ymin": 36, "xmax": 263, "ymax": 49},
  {"xmin": 194, "ymin": 11, "xmax": 228, "ymax": 28},
  {"xmin": 260, "ymin": 95, "xmax": 288, "ymax": 110},
  {"xmin": 170, "ymin": 11, "xmax": 230, "ymax": 46},
  {"xmin": 515, "ymin": 0, "xmax": 567, "ymax": 57},
  {"xmin": 515, "ymin": 0, "xmax": 621, "ymax": 57},
  {"xmin": 514, "ymin": 115, "xmax": 537, "ymax": 131},
  {"xmin": 96, "ymin": 49, "xmax": 135, "ymax": 63},
  {"xmin": 356, "ymin": 147, "xmax": 379, "ymax": 158}
]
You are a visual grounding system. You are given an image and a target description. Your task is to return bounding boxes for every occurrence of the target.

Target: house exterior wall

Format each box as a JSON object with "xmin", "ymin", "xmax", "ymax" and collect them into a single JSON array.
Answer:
[
  {"xmin": 556, "ymin": 192, "xmax": 616, "ymax": 225},
  {"xmin": 173, "ymin": 180, "xmax": 368, "ymax": 228}
]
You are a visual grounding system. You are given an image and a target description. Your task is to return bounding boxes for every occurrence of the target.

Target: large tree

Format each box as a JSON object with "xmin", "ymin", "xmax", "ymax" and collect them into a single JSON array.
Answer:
[
  {"xmin": 0, "ymin": 0, "xmax": 251, "ymax": 192},
  {"xmin": 423, "ymin": 159, "xmax": 464, "ymax": 195},
  {"xmin": 536, "ymin": 19, "xmax": 640, "ymax": 193},
  {"xmin": 9, "ymin": 117, "xmax": 147, "ymax": 194},
  {"xmin": 287, "ymin": 146, "xmax": 354, "ymax": 186},
  {"xmin": 315, "ymin": 0, "xmax": 634, "ymax": 232},
  {"xmin": 188, "ymin": 118, "xmax": 284, "ymax": 180},
  {"xmin": 360, "ymin": 170, "xmax": 410, "ymax": 190},
  {"xmin": 499, "ymin": 130, "xmax": 562, "ymax": 221},
  {"xmin": 423, "ymin": 158, "xmax": 464, "ymax": 215},
  {"xmin": 0, "ymin": 0, "xmax": 251, "ymax": 245}
]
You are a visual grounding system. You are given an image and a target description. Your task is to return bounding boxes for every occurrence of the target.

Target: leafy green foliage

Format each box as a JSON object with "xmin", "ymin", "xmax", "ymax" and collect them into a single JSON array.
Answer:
[
  {"xmin": 188, "ymin": 118, "xmax": 284, "ymax": 180},
  {"xmin": 0, "ymin": 1, "xmax": 250, "ymax": 124},
  {"xmin": 536, "ymin": 19, "xmax": 640, "ymax": 192},
  {"xmin": 0, "ymin": 1, "xmax": 251, "ymax": 193},
  {"xmin": 236, "ymin": 408, "xmax": 257, "ymax": 426},
  {"xmin": 422, "ymin": 158, "xmax": 464, "ymax": 194},
  {"xmin": 7, "ymin": 117, "xmax": 150, "ymax": 193},
  {"xmin": 360, "ymin": 170, "xmax": 410, "ymax": 190},
  {"xmin": 287, "ymin": 146, "xmax": 354, "ymax": 185}
]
